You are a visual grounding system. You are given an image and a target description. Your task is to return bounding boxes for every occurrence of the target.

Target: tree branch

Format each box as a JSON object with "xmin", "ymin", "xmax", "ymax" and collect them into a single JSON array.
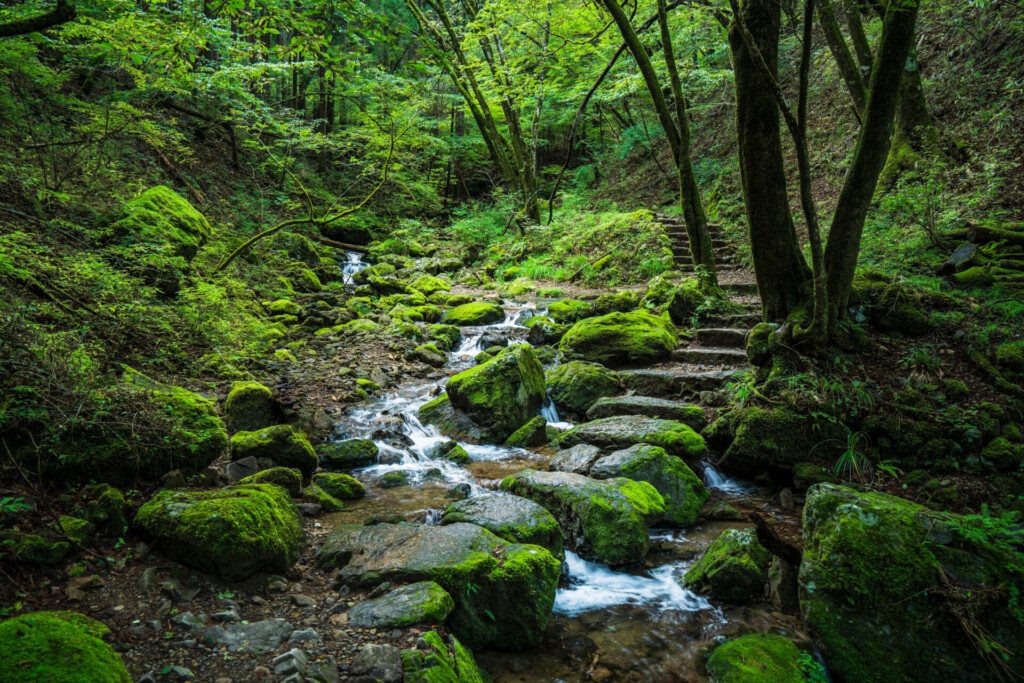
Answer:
[{"xmin": 0, "ymin": 0, "xmax": 76, "ymax": 38}]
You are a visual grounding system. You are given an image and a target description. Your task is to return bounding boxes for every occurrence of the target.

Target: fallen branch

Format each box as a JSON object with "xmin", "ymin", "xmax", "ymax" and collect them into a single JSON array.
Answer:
[{"xmin": 0, "ymin": 0, "xmax": 75, "ymax": 37}]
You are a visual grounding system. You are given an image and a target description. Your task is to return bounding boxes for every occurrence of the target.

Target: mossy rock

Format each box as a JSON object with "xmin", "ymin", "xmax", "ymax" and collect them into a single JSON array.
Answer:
[
  {"xmin": 745, "ymin": 322, "xmax": 778, "ymax": 367},
  {"xmin": 721, "ymin": 406, "xmax": 846, "ymax": 476},
  {"xmin": 58, "ymin": 515, "xmax": 95, "ymax": 544},
  {"xmin": 240, "ymin": 466, "xmax": 303, "ymax": 496},
  {"xmin": 343, "ymin": 318, "xmax": 381, "ymax": 333},
  {"xmin": 271, "ymin": 231, "xmax": 320, "ymax": 266},
  {"xmin": 0, "ymin": 532, "xmax": 71, "ymax": 566},
  {"xmin": 75, "ymin": 484, "xmax": 128, "ymax": 537},
  {"xmin": 110, "ymin": 185, "xmax": 211, "ymax": 259},
  {"xmin": 54, "ymin": 368, "xmax": 228, "ymax": 484},
  {"xmin": 504, "ymin": 416, "xmax": 548, "ymax": 448},
  {"xmin": 267, "ymin": 299, "xmax": 302, "ymax": 316},
  {"xmin": 348, "ymin": 581, "xmax": 454, "ymax": 629},
  {"xmin": 683, "ymin": 528, "xmax": 770, "ymax": 602},
  {"xmin": 417, "ymin": 394, "xmax": 490, "ymax": 442},
  {"xmin": 705, "ymin": 633, "xmax": 812, "ymax": 683},
  {"xmin": 559, "ymin": 415, "xmax": 706, "ymax": 459},
  {"xmin": 0, "ymin": 611, "xmax": 130, "ymax": 682},
  {"xmin": 223, "ymin": 381, "xmax": 280, "ymax": 434},
  {"xmin": 317, "ymin": 439, "xmax": 378, "ymax": 471},
  {"xmin": 545, "ymin": 361, "xmax": 621, "ymax": 418},
  {"xmin": 500, "ymin": 469, "xmax": 664, "ymax": 565},
  {"xmin": 799, "ymin": 483, "xmax": 1024, "ymax": 682},
  {"xmin": 560, "ymin": 310, "xmax": 677, "ymax": 367},
  {"xmin": 981, "ymin": 437, "xmax": 1023, "ymax": 471},
  {"xmin": 411, "ymin": 274, "xmax": 452, "ymax": 296},
  {"xmin": 229, "ymin": 424, "xmax": 317, "ymax": 476},
  {"xmin": 590, "ymin": 444, "xmax": 708, "ymax": 526},
  {"xmin": 995, "ymin": 341, "xmax": 1024, "ymax": 372},
  {"xmin": 312, "ymin": 472, "xmax": 366, "ymax": 500},
  {"xmin": 591, "ymin": 290, "xmax": 640, "ymax": 315},
  {"xmin": 379, "ymin": 471, "xmax": 411, "ymax": 488},
  {"xmin": 316, "ymin": 523, "xmax": 560, "ymax": 650},
  {"xmin": 428, "ymin": 324, "xmax": 462, "ymax": 352},
  {"xmin": 525, "ymin": 315, "xmax": 567, "ymax": 346},
  {"xmin": 586, "ymin": 395, "xmax": 705, "ymax": 429},
  {"xmin": 640, "ymin": 274, "xmax": 678, "ymax": 311},
  {"xmin": 547, "ymin": 299, "xmax": 593, "ymax": 324},
  {"xmin": 401, "ymin": 631, "xmax": 486, "ymax": 683},
  {"xmin": 667, "ymin": 278, "xmax": 704, "ymax": 326},
  {"xmin": 792, "ymin": 462, "xmax": 832, "ymax": 492},
  {"xmin": 443, "ymin": 302, "xmax": 504, "ymax": 326},
  {"xmin": 302, "ymin": 482, "xmax": 345, "ymax": 511},
  {"xmin": 851, "ymin": 278, "xmax": 931, "ymax": 336},
  {"xmin": 445, "ymin": 344, "xmax": 546, "ymax": 442},
  {"xmin": 442, "ymin": 492, "xmax": 564, "ymax": 559},
  {"xmin": 134, "ymin": 484, "xmax": 302, "ymax": 581},
  {"xmin": 411, "ymin": 343, "xmax": 447, "ymax": 367}
]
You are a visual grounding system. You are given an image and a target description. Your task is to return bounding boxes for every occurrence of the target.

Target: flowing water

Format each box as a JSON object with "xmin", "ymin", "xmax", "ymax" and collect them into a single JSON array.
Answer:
[
  {"xmin": 341, "ymin": 250, "xmax": 369, "ymax": 285},
  {"xmin": 324, "ymin": 300, "xmax": 809, "ymax": 681}
]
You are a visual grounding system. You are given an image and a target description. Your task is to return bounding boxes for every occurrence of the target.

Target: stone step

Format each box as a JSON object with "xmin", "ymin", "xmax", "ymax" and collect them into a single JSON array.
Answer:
[
  {"xmin": 618, "ymin": 368, "xmax": 744, "ymax": 398},
  {"xmin": 703, "ymin": 312, "xmax": 762, "ymax": 328},
  {"xmin": 722, "ymin": 282, "xmax": 759, "ymax": 295},
  {"xmin": 666, "ymin": 234, "xmax": 731, "ymax": 249},
  {"xmin": 694, "ymin": 328, "xmax": 749, "ymax": 348},
  {"xmin": 673, "ymin": 347, "xmax": 749, "ymax": 365},
  {"xmin": 677, "ymin": 264, "xmax": 746, "ymax": 273}
]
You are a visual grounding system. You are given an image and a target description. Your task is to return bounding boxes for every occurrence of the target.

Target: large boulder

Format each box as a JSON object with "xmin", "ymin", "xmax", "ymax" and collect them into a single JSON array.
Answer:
[
  {"xmin": 547, "ymin": 299, "xmax": 592, "ymax": 324},
  {"xmin": 443, "ymin": 302, "xmax": 504, "ymax": 326},
  {"xmin": 705, "ymin": 633, "xmax": 815, "ymax": 683},
  {"xmin": 401, "ymin": 631, "xmax": 486, "ymax": 683},
  {"xmin": 586, "ymin": 395, "xmax": 706, "ymax": 430},
  {"xmin": 500, "ymin": 469, "xmax": 664, "ymax": 566},
  {"xmin": 445, "ymin": 344, "xmax": 546, "ymax": 442},
  {"xmin": 590, "ymin": 444, "xmax": 708, "ymax": 526},
  {"xmin": 549, "ymin": 444, "xmax": 602, "ymax": 474},
  {"xmin": 111, "ymin": 185, "xmax": 211, "ymax": 259},
  {"xmin": 229, "ymin": 424, "xmax": 318, "ymax": 476},
  {"xmin": 683, "ymin": 528, "xmax": 770, "ymax": 602},
  {"xmin": 0, "ymin": 611, "xmax": 130, "ymax": 682},
  {"xmin": 799, "ymin": 484, "xmax": 1024, "ymax": 682},
  {"xmin": 545, "ymin": 361, "xmax": 621, "ymax": 418},
  {"xmin": 134, "ymin": 484, "xmax": 302, "ymax": 581},
  {"xmin": 720, "ymin": 406, "xmax": 846, "ymax": 476},
  {"xmin": 348, "ymin": 581, "xmax": 454, "ymax": 629},
  {"xmin": 223, "ymin": 381, "xmax": 280, "ymax": 434},
  {"xmin": 525, "ymin": 315, "xmax": 567, "ymax": 346},
  {"xmin": 315, "ymin": 523, "xmax": 559, "ymax": 650},
  {"xmin": 442, "ymin": 493, "xmax": 564, "ymax": 559},
  {"xmin": 559, "ymin": 415, "xmax": 706, "ymax": 459},
  {"xmin": 317, "ymin": 439, "xmax": 379, "ymax": 470},
  {"xmin": 559, "ymin": 310, "xmax": 677, "ymax": 367},
  {"xmin": 417, "ymin": 394, "xmax": 489, "ymax": 442}
]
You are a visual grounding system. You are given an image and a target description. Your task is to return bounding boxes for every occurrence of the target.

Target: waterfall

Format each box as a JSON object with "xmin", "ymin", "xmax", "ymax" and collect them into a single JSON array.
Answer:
[{"xmin": 341, "ymin": 251, "xmax": 368, "ymax": 285}]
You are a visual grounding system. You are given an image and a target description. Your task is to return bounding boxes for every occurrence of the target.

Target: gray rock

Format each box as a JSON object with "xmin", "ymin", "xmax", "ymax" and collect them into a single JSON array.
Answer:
[
  {"xmin": 290, "ymin": 593, "xmax": 316, "ymax": 608},
  {"xmin": 549, "ymin": 444, "xmax": 601, "ymax": 474},
  {"xmin": 287, "ymin": 627, "xmax": 320, "ymax": 644},
  {"xmin": 585, "ymin": 395, "xmax": 707, "ymax": 429},
  {"xmin": 348, "ymin": 581, "xmax": 454, "ymax": 629},
  {"xmin": 441, "ymin": 492, "xmax": 564, "ymax": 558},
  {"xmin": 350, "ymin": 644, "xmax": 402, "ymax": 683},
  {"xmin": 160, "ymin": 578, "xmax": 200, "ymax": 604},
  {"xmin": 170, "ymin": 611, "xmax": 205, "ymax": 630},
  {"xmin": 226, "ymin": 456, "xmax": 262, "ymax": 482},
  {"xmin": 937, "ymin": 242, "xmax": 977, "ymax": 275},
  {"xmin": 199, "ymin": 618, "xmax": 294, "ymax": 654},
  {"xmin": 558, "ymin": 414, "xmax": 706, "ymax": 458},
  {"xmin": 272, "ymin": 648, "xmax": 308, "ymax": 676}
]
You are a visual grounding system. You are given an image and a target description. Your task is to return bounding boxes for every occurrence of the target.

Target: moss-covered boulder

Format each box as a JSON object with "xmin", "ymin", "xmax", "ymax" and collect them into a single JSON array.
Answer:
[
  {"xmin": 721, "ymin": 407, "xmax": 846, "ymax": 476},
  {"xmin": 667, "ymin": 278, "xmax": 704, "ymax": 326},
  {"xmin": 705, "ymin": 633, "xmax": 812, "ymax": 683},
  {"xmin": 55, "ymin": 368, "xmax": 228, "ymax": 484},
  {"xmin": 683, "ymin": 528, "xmax": 770, "ymax": 601},
  {"xmin": 995, "ymin": 341, "xmax": 1024, "ymax": 372},
  {"xmin": 316, "ymin": 522, "xmax": 560, "ymax": 650},
  {"xmin": 229, "ymin": 424, "xmax": 317, "ymax": 476},
  {"xmin": 0, "ymin": 611, "xmax": 130, "ymax": 682},
  {"xmin": 402, "ymin": 631, "xmax": 486, "ymax": 683},
  {"xmin": 417, "ymin": 394, "xmax": 490, "ymax": 442},
  {"xmin": 559, "ymin": 415, "xmax": 706, "ymax": 459},
  {"xmin": 590, "ymin": 444, "xmax": 708, "ymax": 526},
  {"xmin": 559, "ymin": 310, "xmax": 677, "ymax": 367},
  {"xmin": 504, "ymin": 416, "xmax": 548, "ymax": 448},
  {"xmin": 428, "ymin": 324, "xmax": 462, "ymax": 352},
  {"xmin": 799, "ymin": 483, "xmax": 1024, "ymax": 682},
  {"xmin": 500, "ymin": 469, "xmax": 664, "ymax": 565},
  {"xmin": 111, "ymin": 185, "xmax": 211, "ymax": 258},
  {"xmin": 851, "ymin": 276, "xmax": 931, "ymax": 336},
  {"xmin": 443, "ymin": 302, "xmax": 504, "ymax": 326},
  {"xmin": 268, "ymin": 298, "xmax": 302, "ymax": 316},
  {"xmin": 591, "ymin": 290, "xmax": 640, "ymax": 315},
  {"xmin": 442, "ymin": 492, "xmax": 564, "ymax": 559},
  {"xmin": 0, "ymin": 532, "xmax": 71, "ymax": 566},
  {"xmin": 311, "ymin": 472, "xmax": 366, "ymax": 500},
  {"xmin": 547, "ymin": 299, "xmax": 592, "ymax": 324},
  {"xmin": 134, "ymin": 484, "xmax": 302, "ymax": 581},
  {"xmin": 525, "ymin": 315, "xmax": 567, "ymax": 346},
  {"xmin": 445, "ymin": 344, "xmax": 546, "ymax": 442},
  {"xmin": 411, "ymin": 274, "xmax": 452, "ymax": 296},
  {"xmin": 239, "ymin": 466, "xmax": 303, "ymax": 496},
  {"xmin": 317, "ymin": 438, "xmax": 379, "ymax": 470},
  {"xmin": 302, "ymin": 482, "xmax": 344, "ymax": 511},
  {"xmin": 223, "ymin": 381, "xmax": 279, "ymax": 434},
  {"xmin": 586, "ymin": 395, "xmax": 706, "ymax": 429},
  {"xmin": 349, "ymin": 581, "xmax": 454, "ymax": 629},
  {"xmin": 545, "ymin": 361, "xmax": 621, "ymax": 418},
  {"xmin": 76, "ymin": 484, "xmax": 128, "ymax": 536}
]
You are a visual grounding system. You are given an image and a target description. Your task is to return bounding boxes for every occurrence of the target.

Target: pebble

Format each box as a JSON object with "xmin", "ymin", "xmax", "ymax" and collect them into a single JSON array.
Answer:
[
  {"xmin": 288, "ymin": 627, "xmax": 321, "ymax": 644},
  {"xmin": 291, "ymin": 594, "xmax": 317, "ymax": 608}
]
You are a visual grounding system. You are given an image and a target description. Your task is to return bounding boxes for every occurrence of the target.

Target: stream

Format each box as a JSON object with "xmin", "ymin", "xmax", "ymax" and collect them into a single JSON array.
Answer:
[{"xmin": 325, "ymin": 294, "xmax": 809, "ymax": 681}]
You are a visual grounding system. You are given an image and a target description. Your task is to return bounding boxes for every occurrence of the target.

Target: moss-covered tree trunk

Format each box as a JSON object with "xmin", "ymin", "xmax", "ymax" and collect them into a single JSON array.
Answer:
[
  {"xmin": 728, "ymin": 0, "xmax": 811, "ymax": 320},
  {"xmin": 818, "ymin": 0, "xmax": 866, "ymax": 113}
]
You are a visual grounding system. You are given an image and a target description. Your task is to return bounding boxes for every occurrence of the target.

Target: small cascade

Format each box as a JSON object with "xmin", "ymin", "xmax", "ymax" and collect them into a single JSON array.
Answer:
[
  {"xmin": 702, "ymin": 461, "xmax": 754, "ymax": 495},
  {"xmin": 424, "ymin": 508, "xmax": 444, "ymax": 525},
  {"xmin": 540, "ymin": 397, "xmax": 573, "ymax": 430},
  {"xmin": 341, "ymin": 251, "xmax": 369, "ymax": 285}
]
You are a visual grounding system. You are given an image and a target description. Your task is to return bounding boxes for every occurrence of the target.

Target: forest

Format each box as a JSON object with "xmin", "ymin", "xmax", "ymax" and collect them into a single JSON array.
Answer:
[{"xmin": 0, "ymin": 0, "xmax": 1022, "ymax": 680}]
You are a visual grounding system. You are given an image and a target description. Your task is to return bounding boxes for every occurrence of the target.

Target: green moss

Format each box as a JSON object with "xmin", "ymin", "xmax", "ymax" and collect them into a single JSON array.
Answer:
[
  {"xmin": 267, "ymin": 298, "xmax": 302, "ymax": 316},
  {"xmin": 995, "ymin": 341, "xmax": 1024, "ymax": 371},
  {"xmin": 342, "ymin": 318, "xmax": 381, "ymax": 333},
  {"xmin": 223, "ymin": 381, "xmax": 277, "ymax": 434},
  {"xmin": 683, "ymin": 528, "xmax": 770, "ymax": 601},
  {"xmin": 58, "ymin": 516, "xmax": 95, "ymax": 544},
  {"xmin": 666, "ymin": 278, "xmax": 704, "ymax": 326},
  {"xmin": 443, "ymin": 301, "xmax": 504, "ymax": 326},
  {"xmin": 591, "ymin": 290, "xmax": 640, "ymax": 315},
  {"xmin": 431, "ymin": 441, "xmax": 472, "ymax": 465},
  {"xmin": 722, "ymin": 406, "xmax": 846, "ymax": 475},
  {"xmin": 401, "ymin": 630, "xmax": 486, "ymax": 683},
  {"xmin": 77, "ymin": 484, "xmax": 127, "ymax": 536},
  {"xmin": 380, "ymin": 471, "xmax": 411, "ymax": 488},
  {"xmin": 745, "ymin": 322, "xmax": 777, "ymax": 367},
  {"xmin": 273, "ymin": 348, "xmax": 297, "ymax": 363},
  {"xmin": 110, "ymin": 185, "xmax": 211, "ymax": 259},
  {"xmin": 312, "ymin": 472, "xmax": 366, "ymax": 500},
  {"xmin": 504, "ymin": 416, "xmax": 549, "ymax": 448},
  {"xmin": 547, "ymin": 299, "xmax": 592, "ymax": 324},
  {"xmin": 411, "ymin": 274, "xmax": 452, "ymax": 296},
  {"xmin": 318, "ymin": 439, "xmax": 379, "ymax": 470},
  {"xmin": 134, "ymin": 484, "xmax": 302, "ymax": 580},
  {"xmin": 428, "ymin": 324, "xmax": 462, "ymax": 352},
  {"xmin": 229, "ymin": 424, "xmax": 317, "ymax": 476},
  {"xmin": 559, "ymin": 310, "xmax": 677, "ymax": 367},
  {"xmin": 705, "ymin": 633, "xmax": 808, "ymax": 683},
  {"xmin": 545, "ymin": 361, "xmax": 621, "ymax": 418},
  {"xmin": 1, "ymin": 532, "xmax": 70, "ymax": 566},
  {"xmin": 559, "ymin": 415, "xmax": 707, "ymax": 459},
  {"xmin": 302, "ymin": 482, "xmax": 345, "ymax": 511},
  {"xmin": 240, "ymin": 466, "xmax": 303, "ymax": 496},
  {"xmin": 0, "ymin": 611, "xmax": 130, "ymax": 682}
]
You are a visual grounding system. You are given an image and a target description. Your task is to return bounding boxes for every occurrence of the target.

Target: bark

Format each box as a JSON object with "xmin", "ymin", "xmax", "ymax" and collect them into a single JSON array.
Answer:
[
  {"xmin": 728, "ymin": 0, "xmax": 811, "ymax": 320},
  {"xmin": 0, "ymin": 0, "xmax": 75, "ymax": 37},
  {"xmin": 817, "ymin": 0, "xmax": 866, "ymax": 113},
  {"xmin": 843, "ymin": 0, "xmax": 873, "ymax": 71},
  {"xmin": 824, "ymin": 0, "xmax": 920, "ymax": 322}
]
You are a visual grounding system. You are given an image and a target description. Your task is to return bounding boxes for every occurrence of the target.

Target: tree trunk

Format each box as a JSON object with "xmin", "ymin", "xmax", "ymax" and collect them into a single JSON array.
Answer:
[
  {"xmin": 843, "ymin": 0, "xmax": 873, "ymax": 72},
  {"xmin": 825, "ymin": 0, "xmax": 921, "ymax": 322},
  {"xmin": 728, "ymin": 0, "xmax": 811, "ymax": 320},
  {"xmin": 817, "ymin": 0, "xmax": 866, "ymax": 113}
]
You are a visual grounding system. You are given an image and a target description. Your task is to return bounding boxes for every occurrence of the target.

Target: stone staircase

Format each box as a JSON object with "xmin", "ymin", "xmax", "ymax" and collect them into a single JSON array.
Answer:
[{"xmin": 654, "ymin": 213, "xmax": 745, "ymax": 273}]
